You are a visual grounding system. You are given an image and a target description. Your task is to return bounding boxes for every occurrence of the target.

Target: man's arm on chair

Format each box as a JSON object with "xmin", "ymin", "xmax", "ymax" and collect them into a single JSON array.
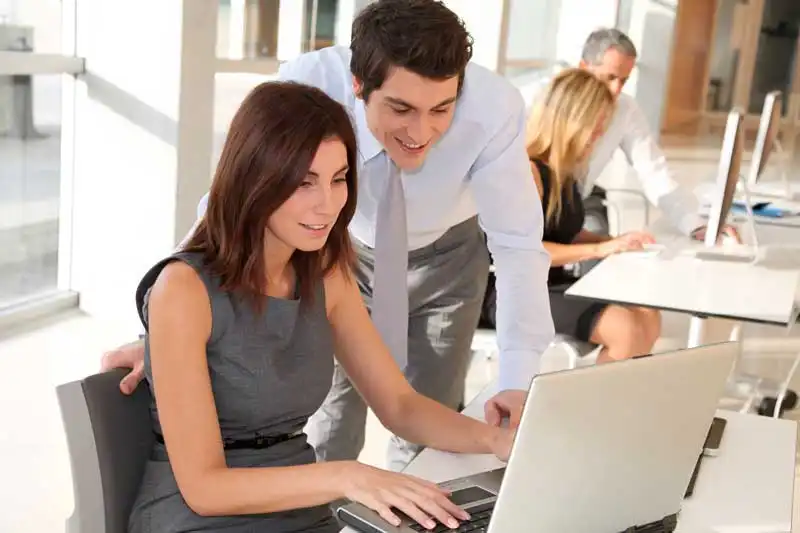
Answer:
[{"xmin": 100, "ymin": 193, "xmax": 211, "ymax": 394}]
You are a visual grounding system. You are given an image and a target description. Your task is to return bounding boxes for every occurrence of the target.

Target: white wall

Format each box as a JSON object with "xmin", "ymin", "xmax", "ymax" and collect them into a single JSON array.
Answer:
[
  {"xmin": 504, "ymin": 0, "xmax": 617, "ymax": 64},
  {"xmin": 68, "ymin": 0, "xmax": 216, "ymax": 332},
  {"xmin": 506, "ymin": 0, "xmax": 560, "ymax": 62},
  {"xmin": 443, "ymin": 0, "xmax": 506, "ymax": 72},
  {"xmin": 504, "ymin": 0, "xmax": 617, "ymax": 110},
  {"xmin": 555, "ymin": 0, "xmax": 618, "ymax": 65}
]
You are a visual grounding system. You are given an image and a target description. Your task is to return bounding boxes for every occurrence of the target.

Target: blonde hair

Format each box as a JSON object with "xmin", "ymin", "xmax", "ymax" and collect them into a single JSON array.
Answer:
[{"xmin": 526, "ymin": 68, "xmax": 615, "ymax": 225}]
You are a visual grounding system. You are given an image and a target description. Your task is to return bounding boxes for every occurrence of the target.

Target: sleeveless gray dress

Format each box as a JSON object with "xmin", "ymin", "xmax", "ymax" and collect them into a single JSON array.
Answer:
[{"xmin": 128, "ymin": 251, "xmax": 340, "ymax": 533}]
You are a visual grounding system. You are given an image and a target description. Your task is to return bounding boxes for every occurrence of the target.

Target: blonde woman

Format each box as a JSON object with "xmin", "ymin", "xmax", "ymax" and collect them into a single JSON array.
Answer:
[{"xmin": 527, "ymin": 68, "xmax": 660, "ymax": 363}]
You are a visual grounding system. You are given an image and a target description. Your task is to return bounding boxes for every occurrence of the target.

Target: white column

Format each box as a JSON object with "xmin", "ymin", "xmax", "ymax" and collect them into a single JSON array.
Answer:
[
  {"xmin": 334, "ymin": 0, "xmax": 374, "ymax": 46},
  {"xmin": 227, "ymin": 0, "xmax": 247, "ymax": 58},
  {"xmin": 621, "ymin": 0, "xmax": 678, "ymax": 139},
  {"xmin": 277, "ymin": 0, "xmax": 306, "ymax": 60},
  {"xmin": 68, "ymin": 0, "xmax": 216, "ymax": 332}
]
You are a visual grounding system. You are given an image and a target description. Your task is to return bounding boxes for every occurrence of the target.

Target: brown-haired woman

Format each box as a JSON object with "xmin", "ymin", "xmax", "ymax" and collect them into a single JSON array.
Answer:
[{"xmin": 127, "ymin": 81, "xmax": 513, "ymax": 533}]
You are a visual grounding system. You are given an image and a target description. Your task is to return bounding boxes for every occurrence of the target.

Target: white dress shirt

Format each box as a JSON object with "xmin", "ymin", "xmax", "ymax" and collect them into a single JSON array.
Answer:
[
  {"xmin": 521, "ymin": 73, "xmax": 704, "ymax": 236},
  {"xmin": 270, "ymin": 46, "xmax": 554, "ymax": 391}
]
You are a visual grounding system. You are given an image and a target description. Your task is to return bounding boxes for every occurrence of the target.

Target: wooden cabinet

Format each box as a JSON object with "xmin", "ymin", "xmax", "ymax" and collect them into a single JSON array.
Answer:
[{"xmin": 662, "ymin": 0, "xmax": 800, "ymax": 144}]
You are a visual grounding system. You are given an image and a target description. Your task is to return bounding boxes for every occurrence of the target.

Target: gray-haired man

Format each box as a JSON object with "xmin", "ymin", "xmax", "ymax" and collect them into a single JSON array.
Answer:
[{"xmin": 529, "ymin": 28, "xmax": 737, "ymax": 242}]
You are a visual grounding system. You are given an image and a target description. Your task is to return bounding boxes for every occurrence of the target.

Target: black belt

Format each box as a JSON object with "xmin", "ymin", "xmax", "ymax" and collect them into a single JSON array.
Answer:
[{"xmin": 154, "ymin": 430, "xmax": 302, "ymax": 450}]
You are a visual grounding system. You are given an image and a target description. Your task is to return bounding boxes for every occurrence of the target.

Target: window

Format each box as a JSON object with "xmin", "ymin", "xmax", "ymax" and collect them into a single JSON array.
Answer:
[
  {"xmin": 0, "ymin": 74, "xmax": 62, "ymax": 308},
  {"xmin": 217, "ymin": 0, "xmax": 342, "ymax": 63},
  {"xmin": 0, "ymin": 0, "xmax": 82, "ymax": 316},
  {"xmin": 0, "ymin": 0, "xmax": 63, "ymax": 54}
]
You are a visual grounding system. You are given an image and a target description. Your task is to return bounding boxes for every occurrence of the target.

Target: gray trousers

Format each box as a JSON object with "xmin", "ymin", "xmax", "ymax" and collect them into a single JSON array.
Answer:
[{"xmin": 305, "ymin": 216, "xmax": 490, "ymax": 472}]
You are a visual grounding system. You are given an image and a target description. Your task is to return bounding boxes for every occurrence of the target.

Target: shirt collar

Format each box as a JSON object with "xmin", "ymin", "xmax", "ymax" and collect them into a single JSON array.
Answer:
[{"xmin": 354, "ymin": 98, "xmax": 384, "ymax": 163}]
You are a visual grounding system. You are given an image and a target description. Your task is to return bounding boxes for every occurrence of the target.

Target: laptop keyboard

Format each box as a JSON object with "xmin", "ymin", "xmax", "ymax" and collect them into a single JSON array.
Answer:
[
  {"xmin": 406, "ymin": 504, "xmax": 677, "ymax": 533},
  {"xmin": 408, "ymin": 501, "xmax": 494, "ymax": 533}
]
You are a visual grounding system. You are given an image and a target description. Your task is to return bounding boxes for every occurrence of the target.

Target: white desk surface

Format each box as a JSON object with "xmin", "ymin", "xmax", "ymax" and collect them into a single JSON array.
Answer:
[
  {"xmin": 341, "ymin": 384, "xmax": 798, "ymax": 533},
  {"xmin": 564, "ymin": 251, "xmax": 800, "ymax": 326}
]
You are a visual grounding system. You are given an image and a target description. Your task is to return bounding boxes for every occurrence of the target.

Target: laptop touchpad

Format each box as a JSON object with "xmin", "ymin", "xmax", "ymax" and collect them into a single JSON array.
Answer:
[{"xmin": 449, "ymin": 486, "xmax": 496, "ymax": 508}]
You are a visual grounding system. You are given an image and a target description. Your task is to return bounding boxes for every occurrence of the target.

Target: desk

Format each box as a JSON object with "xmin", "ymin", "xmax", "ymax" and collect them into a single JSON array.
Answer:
[
  {"xmin": 343, "ymin": 384, "xmax": 799, "ymax": 533},
  {"xmin": 564, "ymin": 252, "xmax": 800, "ymax": 328},
  {"xmin": 564, "ymin": 248, "xmax": 800, "ymax": 416}
]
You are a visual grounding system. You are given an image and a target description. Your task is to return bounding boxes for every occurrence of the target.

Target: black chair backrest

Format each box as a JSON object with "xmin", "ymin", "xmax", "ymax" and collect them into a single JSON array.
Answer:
[{"xmin": 57, "ymin": 369, "xmax": 154, "ymax": 533}]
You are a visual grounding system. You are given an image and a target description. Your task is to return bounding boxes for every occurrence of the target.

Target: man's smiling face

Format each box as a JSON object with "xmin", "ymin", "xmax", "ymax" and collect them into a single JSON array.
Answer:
[{"xmin": 356, "ymin": 66, "xmax": 459, "ymax": 171}]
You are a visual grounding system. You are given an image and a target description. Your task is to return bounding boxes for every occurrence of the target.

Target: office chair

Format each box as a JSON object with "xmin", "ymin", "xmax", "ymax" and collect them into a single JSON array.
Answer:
[
  {"xmin": 552, "ymin": 334, "xmax": 599, "ymax": 369},
  {"xmin": 56, "ymin": 368, "xmax": 154, "ymax": 533}
]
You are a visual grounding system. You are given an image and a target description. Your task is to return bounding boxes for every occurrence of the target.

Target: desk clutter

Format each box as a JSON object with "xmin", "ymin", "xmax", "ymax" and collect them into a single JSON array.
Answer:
[{"xmin": 731, "ymin": 200, "xmax": 800, "ymax": 218}]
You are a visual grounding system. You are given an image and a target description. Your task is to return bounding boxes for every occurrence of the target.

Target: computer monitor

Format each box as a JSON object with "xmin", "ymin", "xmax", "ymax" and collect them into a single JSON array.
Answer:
[
  {"xmin": 747, "ymin": 90, "xmax": 782, "ymax": 186},
  {"xmin": 705, "ymin": 109, "xmax": 744, "ymax": 247}
]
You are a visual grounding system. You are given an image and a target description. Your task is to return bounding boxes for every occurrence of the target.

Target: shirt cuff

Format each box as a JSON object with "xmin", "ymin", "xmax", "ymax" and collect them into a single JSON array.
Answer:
[
  {"xmin": 498, "ymin": 349, "xmax": 540, "ymax": 391},
  {"xmin": 679, "ymin": 212, "xmax": 706, "ymax": 238}
]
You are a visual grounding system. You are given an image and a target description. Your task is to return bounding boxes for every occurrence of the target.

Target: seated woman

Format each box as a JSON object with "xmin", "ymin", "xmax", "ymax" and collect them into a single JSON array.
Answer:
[
  {"xmin": 526, "ymin": 68, "xmax": 661, "ymax": 363},
  {"xmin": 128, "ymin": 81, "xmax": 513, "ymax": 533}
]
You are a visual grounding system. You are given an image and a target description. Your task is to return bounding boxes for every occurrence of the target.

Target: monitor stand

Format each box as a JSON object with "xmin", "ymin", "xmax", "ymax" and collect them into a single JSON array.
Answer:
[
  {"xmin": 740, "ymin": 140, "xmax": 800, "ymax": 200},
  {"xmin": 686, "ymin": 173, "xmax": 761, "ymax": 264}
]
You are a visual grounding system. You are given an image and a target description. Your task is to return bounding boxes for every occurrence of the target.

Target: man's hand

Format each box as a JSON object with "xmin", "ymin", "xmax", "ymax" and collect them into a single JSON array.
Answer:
[
  {"xmin": 484, "ymin": 389, "xmax": 526, "ymax": 428},
  {"xmin": 100, "ymin": 338, "xmax": 146, "ymax": 395},
  {"xmin": 691, "ymin": 224, "xmax": 741, "ymax": 244}
]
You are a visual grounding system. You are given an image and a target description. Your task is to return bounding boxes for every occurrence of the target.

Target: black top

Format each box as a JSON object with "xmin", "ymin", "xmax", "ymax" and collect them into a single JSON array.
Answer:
[{"xmin": 533, "ymin": 158, "xmax": 585, "ymax": 285}]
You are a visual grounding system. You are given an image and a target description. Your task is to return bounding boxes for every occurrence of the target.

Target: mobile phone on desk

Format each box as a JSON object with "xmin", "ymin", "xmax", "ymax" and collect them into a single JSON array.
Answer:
[{"xmin": 702, "ymin": 417, "xmax": 726, "ymax": 457}]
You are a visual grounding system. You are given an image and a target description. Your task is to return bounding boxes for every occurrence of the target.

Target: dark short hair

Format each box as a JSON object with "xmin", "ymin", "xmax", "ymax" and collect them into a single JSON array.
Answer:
[
  {"xmin": 350, "ymin": 0, "xmax": 473, "ymax": 101},
  {"xmin": 184, "ymin": 81, "xmax": 357, "ymax": 310}
]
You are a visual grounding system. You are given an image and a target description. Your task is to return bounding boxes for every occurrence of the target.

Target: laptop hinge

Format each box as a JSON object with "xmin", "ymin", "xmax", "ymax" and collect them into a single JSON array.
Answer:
[{"xmin": 620, "ymin": 513, "xmax": 678, "ymax": 533}]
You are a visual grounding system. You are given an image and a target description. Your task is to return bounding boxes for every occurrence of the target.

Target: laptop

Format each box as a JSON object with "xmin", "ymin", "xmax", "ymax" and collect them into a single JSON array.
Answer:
[{"xmin": 337, "ymin": 342, "xmax": 736, "ymax": 533}]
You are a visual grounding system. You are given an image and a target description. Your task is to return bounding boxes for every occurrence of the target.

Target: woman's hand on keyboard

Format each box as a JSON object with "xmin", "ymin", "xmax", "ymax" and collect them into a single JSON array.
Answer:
[
  {"xmin": 341, "ymin": 462, "xmax": 470, "ymax": 530},
  {"xmin": 597, "ymin": 231, "xmax": 656, "ymax": 257}
]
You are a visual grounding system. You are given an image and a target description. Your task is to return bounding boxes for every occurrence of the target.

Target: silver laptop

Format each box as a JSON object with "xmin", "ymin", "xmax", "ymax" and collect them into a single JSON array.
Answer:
[{"xmin": 337, "ymin": 342, "xmax": 736, "ymax": 533}]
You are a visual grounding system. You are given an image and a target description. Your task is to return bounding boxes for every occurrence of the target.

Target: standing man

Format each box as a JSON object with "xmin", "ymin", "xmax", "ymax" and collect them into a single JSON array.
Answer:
[
  {"xmin": 101, "ymin": 0, "xmax": 553, "ymax": 472},
  {"xmin": 525, "ymin": 28, "xmax": 736, "ymax": 241}
]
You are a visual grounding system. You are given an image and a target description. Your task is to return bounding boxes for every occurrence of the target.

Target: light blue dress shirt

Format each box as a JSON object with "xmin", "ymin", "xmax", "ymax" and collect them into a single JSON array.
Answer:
[{"xmin": 198, "ymin": 46, "xmax": 554, "ymax": 391}]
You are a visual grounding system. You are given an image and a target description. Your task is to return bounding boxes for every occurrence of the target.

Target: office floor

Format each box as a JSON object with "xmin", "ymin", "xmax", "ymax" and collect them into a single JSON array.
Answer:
[{"xmin": 0, "ymin": 135, "xmax": 799, "ymax": 531}]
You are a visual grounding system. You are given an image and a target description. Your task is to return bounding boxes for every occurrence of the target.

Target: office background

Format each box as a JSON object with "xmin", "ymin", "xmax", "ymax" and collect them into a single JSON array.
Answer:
[{"xmin": 0, "ymin": 1, "xmax": 798, "ymax": 531}]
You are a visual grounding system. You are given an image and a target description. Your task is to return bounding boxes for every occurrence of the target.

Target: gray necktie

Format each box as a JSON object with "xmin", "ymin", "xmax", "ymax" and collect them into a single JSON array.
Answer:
[{"xmin": 371, "ymin": 155, "xmax": 409, "ymax": 370}]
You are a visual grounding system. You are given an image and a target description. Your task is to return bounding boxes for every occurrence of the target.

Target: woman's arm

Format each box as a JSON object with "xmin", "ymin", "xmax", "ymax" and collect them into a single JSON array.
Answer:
[
  {"xmin": 148, "ymin": 261, "xmax": 350, "ymax": 517},
  {"xmin": 325, "ymin": 268, "xmax": 511, "ymax": 459},
  {"xmin": 573, "ymin": 229, "xmax": 610, "ymax": 244},
  {"xmin": 544, "ymin": 241, "xmax": 604, "ymax": 267}
]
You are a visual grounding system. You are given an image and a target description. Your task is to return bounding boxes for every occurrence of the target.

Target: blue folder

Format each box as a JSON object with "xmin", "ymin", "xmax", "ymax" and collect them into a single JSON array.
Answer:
[{"xmin": 731, "ymin": 201, "xmax": 789, "ymax": 218}]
